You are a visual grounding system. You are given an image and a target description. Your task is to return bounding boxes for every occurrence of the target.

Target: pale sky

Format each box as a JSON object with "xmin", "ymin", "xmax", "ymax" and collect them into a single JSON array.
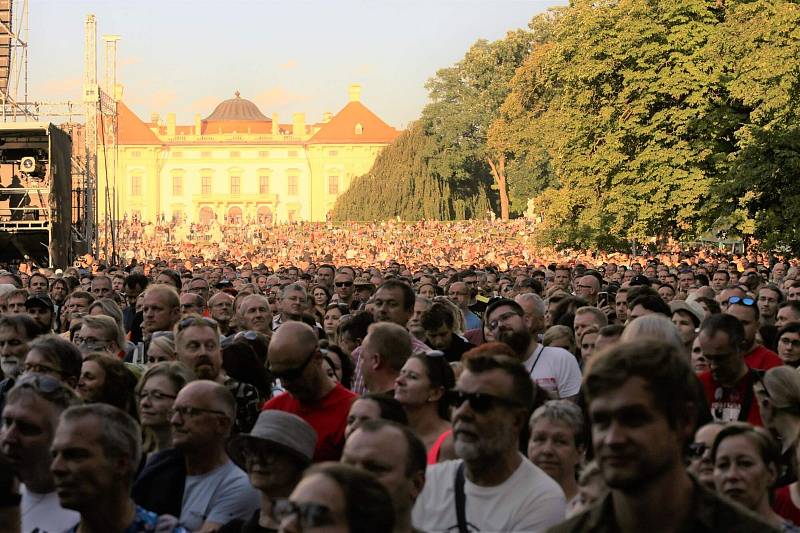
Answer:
[{"xmin": 28, "ymin": 0, "xmax": 565, "ymax": 128}]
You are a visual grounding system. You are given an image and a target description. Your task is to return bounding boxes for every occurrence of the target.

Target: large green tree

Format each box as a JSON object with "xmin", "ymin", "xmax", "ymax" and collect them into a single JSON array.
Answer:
[
  {"xmin": 708, "ymin": 0, "xmax": 800, "ymax": 254},
  {"xmin": 491, "ymin": 0, "xmax": 738, "ymax": 249},
  {"xmin": 331, "ymin": 122, "xmax": 493, "ymax": 221},
  {"xmin": 422, "ymin": 28, "xmax": 535, "ymax": 220}
]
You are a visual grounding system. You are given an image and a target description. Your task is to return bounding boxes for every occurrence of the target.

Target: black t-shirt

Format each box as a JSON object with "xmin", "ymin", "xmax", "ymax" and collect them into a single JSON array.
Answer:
[{"xmin": 219, "ymin": 510, "xmax": 277, "ymax": 533}]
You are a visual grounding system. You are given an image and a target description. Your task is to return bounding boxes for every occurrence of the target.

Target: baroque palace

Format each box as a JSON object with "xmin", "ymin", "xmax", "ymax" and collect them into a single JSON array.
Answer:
[{"xmin": 97, "ymin": 84, "xmax": 399, "ymax": 224}]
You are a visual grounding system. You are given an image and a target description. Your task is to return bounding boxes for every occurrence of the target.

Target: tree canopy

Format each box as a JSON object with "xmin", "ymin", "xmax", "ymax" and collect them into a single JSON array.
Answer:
[{"xmin": 334, "ymin": 0, "xmax": 800, "ymax": 254}]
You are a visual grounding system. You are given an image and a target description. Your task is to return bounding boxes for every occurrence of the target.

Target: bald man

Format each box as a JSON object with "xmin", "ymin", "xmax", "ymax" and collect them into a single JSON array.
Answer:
[
  {"xmin": 133, "ymin": 381, "xmax": 259, "ymax": 532},
  {"xmin": 263, "ymin": 322, "xmax": 357, "ymax": 461},
  {"xmin": 575, "ymin": 275, "xmax": 600, "ymax": 306}
]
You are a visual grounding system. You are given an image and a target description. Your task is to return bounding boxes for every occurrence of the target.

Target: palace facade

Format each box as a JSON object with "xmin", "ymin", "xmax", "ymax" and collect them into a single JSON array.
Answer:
[{"xmin": 97, "ymin": 84, "xmax": 399, "ymax": 224}]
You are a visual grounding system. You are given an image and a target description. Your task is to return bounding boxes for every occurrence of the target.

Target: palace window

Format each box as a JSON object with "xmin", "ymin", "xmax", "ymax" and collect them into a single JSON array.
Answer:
[
  {"xmin": 130, "ymin": 174, "xmax": 142, "ymax": 196},
  {"xmin": 130, "ymin": 151, "xmax": 141, "ymax": 158},
  {"xmin": 288, "ymin": 175, "xmax": 299, "ymax": 196},
  {"xmin": 288, "ymin": 150, "xmax": 298, "ymax": 157},
  {"xmin": 230, "ymin": 151, "xmax": 241, "ymax": 159},
  {"xmin": 230, "ymin": 175, "xmax": 241, "ymax": 195},
  {"xmin": 172, "ymin": 151, "xmax": 183, "ymax": 158},
  {"xmin": 201, "ymin": 176, "xmax": 212, "ymax": 195},
  {"xmin": 172, "ymin": 175, "xmax": 183, "ymax": 196},
  {"xmin": 329, "ymin": 150, "xmax": 338, "ymax": 157},
  {"xmin": 259, "ymin": 175, "xmax": 270, "ymax": 194},
  {"xmin": 328, "ymin": 175, "xmax": 339, "ymax": 195},
  {"xmin": 201, "ymin": 151, "xmax": 212, "ymax": 158},
  {"xmin": 354, "ymin": 123, "xmax": 363, "ymax": 135},
  {"xmin": 258, "ymin": 151, "xmax": 270, "ymax": 158}
]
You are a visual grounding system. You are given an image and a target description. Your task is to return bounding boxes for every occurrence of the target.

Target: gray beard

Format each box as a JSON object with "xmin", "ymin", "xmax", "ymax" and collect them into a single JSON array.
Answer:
[{"xmin": 1, "ymin": 358, "xmax": 21, "ymax": 379}]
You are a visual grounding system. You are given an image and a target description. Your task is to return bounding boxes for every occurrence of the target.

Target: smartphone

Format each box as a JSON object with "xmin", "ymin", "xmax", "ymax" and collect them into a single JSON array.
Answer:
[{"xmin": 597, "ymin": 292, "xmax": 609, "ymax": 307}]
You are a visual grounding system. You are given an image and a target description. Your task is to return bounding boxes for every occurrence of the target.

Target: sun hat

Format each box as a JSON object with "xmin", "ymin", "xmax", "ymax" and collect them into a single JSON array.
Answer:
[{"xmin": 228, "ymin": 410, "xmax": 317, "ymax": 468}]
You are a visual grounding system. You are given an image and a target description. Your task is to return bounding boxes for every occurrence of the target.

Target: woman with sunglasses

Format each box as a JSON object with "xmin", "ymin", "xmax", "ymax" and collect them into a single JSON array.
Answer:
[
  {"xmin": 276, "ymin": 462, "xmax": 394, "ymax": 533},
  {"xmin": 394, "ymin": 352, "xmax": 456, "ymax": 464},
  {"xmin": 712, "ymin": 423, "xmax": 798, "ymax": 531},
  {"xmin": 756, "ymin": 366, "xmax": 800, "ymax": 525},
  {"xmin": 135, "ymin": 362, "xmax": 195, "ymax": 459}
]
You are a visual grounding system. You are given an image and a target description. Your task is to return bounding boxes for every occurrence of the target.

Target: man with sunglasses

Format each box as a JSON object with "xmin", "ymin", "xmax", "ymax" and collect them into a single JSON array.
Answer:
[
  {"xmin": 0, "ymin": 374, "xmax": 81, "ymax": 532},
  {"xmin": 334, "ymin": 271, "xmax": 357, "ymax": 310},
  {"xmin": 697, "ymin": 313, "xmax": 764, "ymax": 426},
  {"xmin": 412, "ymin": 355, "xmax": 566, "ymax": 532},
  {"xmin": 263, "ymin": 321, "xmax": 356, "ymax": 461},
  {"xmin": 725, "ymin": 296, "xmax": 782, "ymax": 371},
  {"xmin": 134, "ymin": 381, "xmax": 259, "ymax": 532}
]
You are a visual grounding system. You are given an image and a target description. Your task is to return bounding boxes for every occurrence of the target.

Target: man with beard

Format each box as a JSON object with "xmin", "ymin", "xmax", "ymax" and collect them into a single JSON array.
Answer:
[
  {"xmin": 412, "ymin": 355, "xmax": 565, "ymax": 532},
  {"xmin": 175, "ymin": 316, "xmax": 260, "ymax": 433},
  {"xmin": 551, "ymin": 340, "xmax": 774, "ymax": 532},
  {"xmin": 0, "ymin": 314, "xmax": 41, "ymax": 413},
  {"xmin": 263, "ymin": 322, "xmax": 356, "ymax": 461},
  {"xmin": 485, "ymin": 299, "xmax": 581, "ymax": 400},
  {"xmin": 1, "ymin": 374, "xmax": 81, "ymax": 532}
]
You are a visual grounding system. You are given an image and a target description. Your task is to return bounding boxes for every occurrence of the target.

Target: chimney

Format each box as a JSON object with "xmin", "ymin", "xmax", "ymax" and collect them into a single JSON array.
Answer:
[
  {"xmin": 323, "ymin": 111, "xmax": 332, "ymax": 123},
  {"xmin": 166, "ymin": 113, "xmax": 176, "ymax": 136},
  {"xmin": 114, "ymin": 84, "xmax": 123, "ymax": 101},
  {"xmin": 293, "ymin": 112, "xmax": 305, "ymax": 137},
  {"xmin": 150, "ymin": 112, "xmax": 159, "ymax": 125},
  {"xmin": 272, "ymin": 113, "xmax": 279, "ymax": 136},
  {"xmin": 194, "ymin": 113, "xmax": 201, "ymax": 135},
  {"xmin": 348, "ymin": 84, "xmax": 361, "ymax": 102}
]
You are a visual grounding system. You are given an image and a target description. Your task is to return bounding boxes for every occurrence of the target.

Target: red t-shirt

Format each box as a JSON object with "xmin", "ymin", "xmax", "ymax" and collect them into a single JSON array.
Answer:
[
  {"xmin": 774, "ymin": 485, "xmax": 800, "ymax": 525},
  {"xmin": 744, "ymin": 345, "xmax": 783, "ymax": 371},
  {"xmin": 698, "ymin": 370, "xmax": 763, "ymax": 426},
  {"xmin": 263, "ymin": 383, "xmax": 357, "ymax": 462}
]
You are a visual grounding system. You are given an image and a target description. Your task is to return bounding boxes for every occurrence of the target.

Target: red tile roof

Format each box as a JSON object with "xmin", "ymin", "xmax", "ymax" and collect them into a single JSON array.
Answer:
[
  {"xmin": 310, "ymin": 101, "xmax": 399, "ymax": 144},
  {"xmin": 116, "ymin": 101, "xmax": 161, "ymax": 145}
]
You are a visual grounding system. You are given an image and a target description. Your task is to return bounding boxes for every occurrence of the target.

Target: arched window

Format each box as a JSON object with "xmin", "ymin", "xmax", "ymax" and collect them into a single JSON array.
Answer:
[
  {"xmin": 257, "ymin": 206, "xmax": 273, "ymax": 226},
  {"xmin": 130, "ymin": 173, "xmax": 142, "ymax": 196},
  {"xmin": 354, "ymin": 123, "xmax": 363, "ymax": 135},
  {"xmin": 198, "ymin": 206, "xmax": 215, "ymax": 224},
  {"xmin": 228, "ymin": 206, "xmax": 243, "ymax": 224}
]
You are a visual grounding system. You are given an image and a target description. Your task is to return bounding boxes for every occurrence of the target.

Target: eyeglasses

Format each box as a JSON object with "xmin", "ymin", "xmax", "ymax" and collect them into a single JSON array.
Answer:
[
  {"xmin": 780, "ymin": 337, "xmax": 800, "ymax": 349},
  {"xmin": 151, "ymin": 331, "xmax": 175, "ymax": 341},
  {"xmin": 727, "ymin": 296, "xmax": 756, "ymax": 307},
  {"xmin": 79, "ymin": 339, "xmax": 110, "ymax": 351},
  {"xmin": 487, "ymin": 310, "xmax": 521, "ymax": 331},
  {"xmin": 335, "ymin": 281, "xmax": 353, "ymax": 288},
  {"xmin": 23, "ymin": 362, "xmax": 62, "ymax": 376},
  {"xmin": 168, "ymin": 406, "xmax": 228, "ymax": 419},
  {"xmin": 176, "ymin": 316, "xmax": 218, "ymax": 332},
  {"xmin": 272, "ymin": 499, "xmax": 335, "ymax": 529},
  {"xmin": 138, "ymin": 390, "xmax": 177, "ymax": 402},
  {"xmin": 449, "ymin": 390, "xmax": 522, "ymax": 413},
  {"xmin": 270, "ymin": 348, "xmax": 317, "ymax": 381},
  {"xmin": 688, "ymin": 442, "xmax": 709, "ymax": 459}
]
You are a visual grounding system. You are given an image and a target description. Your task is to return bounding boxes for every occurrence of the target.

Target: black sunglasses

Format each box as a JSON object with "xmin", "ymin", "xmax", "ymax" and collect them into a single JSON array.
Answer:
[
  {"xmin": 449, "ymin": 390, "xmax": 522, "ymax": 413},
  {"xmin": 271, "ymin": 348, "xmax": 317, "ymax": 381},
  {"xmin": 272, "ymin": 499, "xmax": 335, "ymax": 528},
  {"xmin": 335, "ymin": 281, "xmax": 353, "ymax": 288},
  {"xmin": 688, "ymin": 442, "xmax": 708, "ymax": 459}
]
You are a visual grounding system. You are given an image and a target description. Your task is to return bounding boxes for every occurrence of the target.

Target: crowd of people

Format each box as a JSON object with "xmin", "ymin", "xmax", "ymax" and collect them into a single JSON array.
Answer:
[
  {"xmin": 1, "ymin": 244, "xmax": 799, "ymax": 532},
  {"xmin": 106, "ymin": 217, "xmax": 720, "ymax": 271}
]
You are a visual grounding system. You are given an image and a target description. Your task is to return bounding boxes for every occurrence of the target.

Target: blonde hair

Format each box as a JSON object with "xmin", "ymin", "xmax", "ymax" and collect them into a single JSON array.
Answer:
[{"xmin": 764, "ymin": 366, "xmax": 800, "ymax": 410}]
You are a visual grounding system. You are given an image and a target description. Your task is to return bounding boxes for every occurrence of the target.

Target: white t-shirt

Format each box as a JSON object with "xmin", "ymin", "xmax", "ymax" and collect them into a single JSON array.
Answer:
[
  {"xmin": 523, "ymin": 343, "xmax": 582, "ymax": 399},
  {"xmin": 21, "ymin": 484, "xmax": 80, "ymax": 533},
  {"xmin": 180, "ymin": 460, "xmax": 260, "ymax": 531},
  {"xmin": 412, "ymin": 456, "xmax": 566, "ymax": 532}
]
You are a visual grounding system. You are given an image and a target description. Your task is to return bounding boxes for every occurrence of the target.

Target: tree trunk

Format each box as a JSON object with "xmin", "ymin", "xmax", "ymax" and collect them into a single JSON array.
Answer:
[{"xmin": 487, "ymin": 155, "xmax": 509, "ymax": 221}]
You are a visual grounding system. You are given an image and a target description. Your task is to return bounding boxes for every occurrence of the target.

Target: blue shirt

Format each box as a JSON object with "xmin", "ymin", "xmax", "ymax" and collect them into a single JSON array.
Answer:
[{"xmin": 66, "ymin": 505, "xmax": 188, "ymax": 533}]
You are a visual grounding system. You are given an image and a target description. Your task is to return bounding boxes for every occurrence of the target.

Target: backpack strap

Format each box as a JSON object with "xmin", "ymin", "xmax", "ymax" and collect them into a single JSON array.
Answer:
[{"xmin": 454, "ymin": 461, "xmax": 468, "ymax": 533}]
